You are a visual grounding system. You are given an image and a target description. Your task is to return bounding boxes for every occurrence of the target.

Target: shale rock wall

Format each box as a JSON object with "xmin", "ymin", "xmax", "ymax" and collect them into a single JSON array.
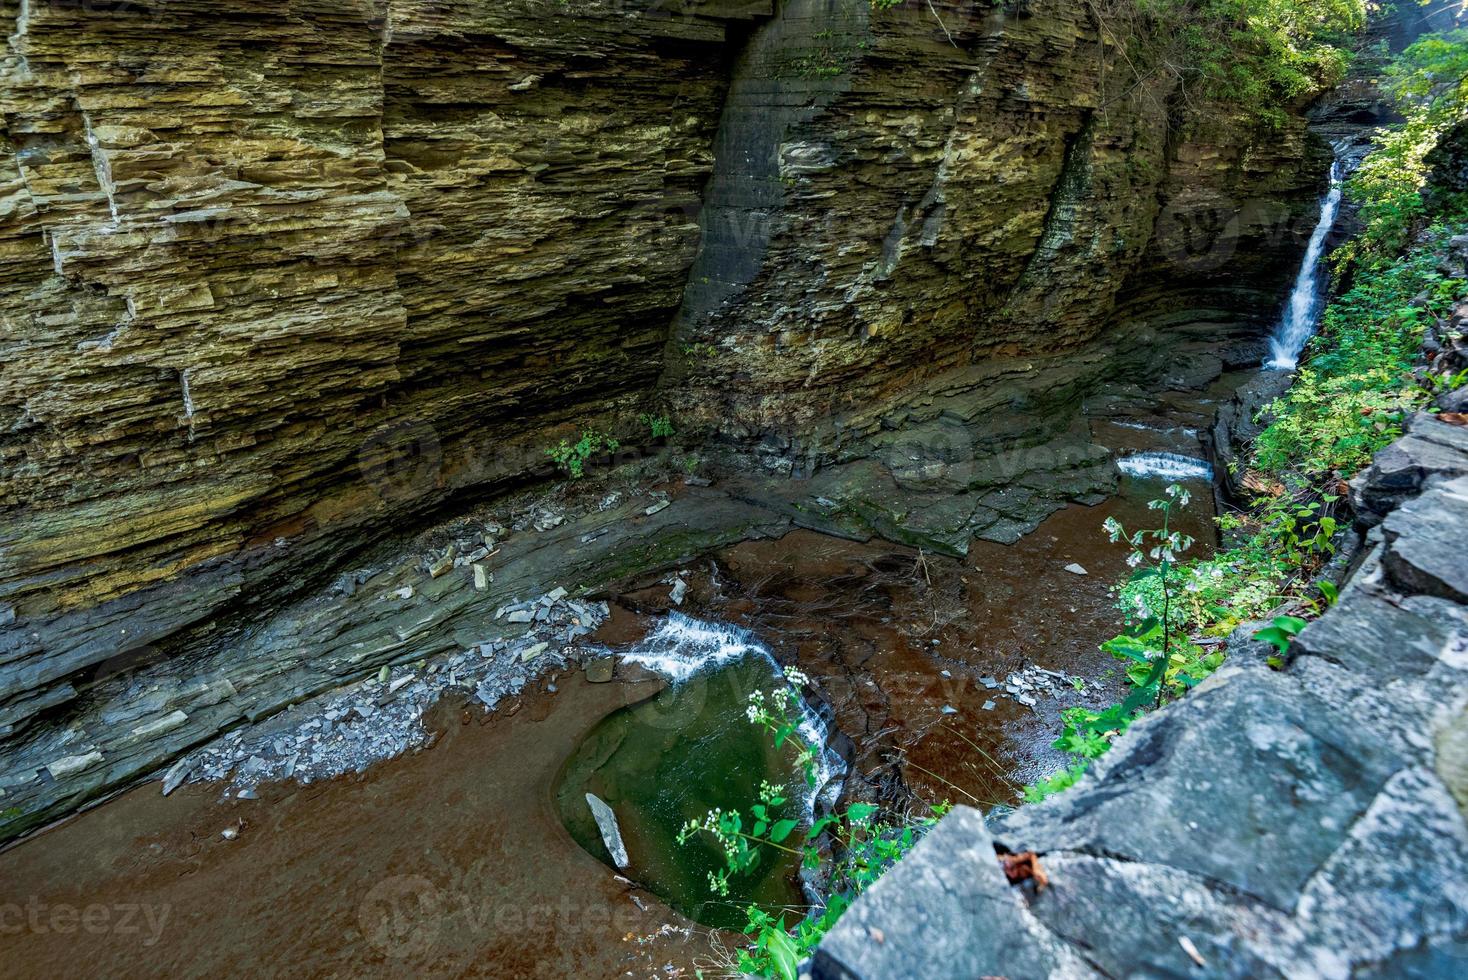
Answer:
[
  {"xmin": 0, "ymin": 2, "xmax": 1325, "ymax": 757},
  {"xmin": 0, "ymin": 0, "xmax": 762, "ymax": 735}
]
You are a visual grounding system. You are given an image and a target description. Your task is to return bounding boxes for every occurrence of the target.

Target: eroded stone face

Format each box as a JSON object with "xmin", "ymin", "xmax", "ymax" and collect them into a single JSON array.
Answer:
[
  {"xmin": 0, "ymin": 1, "xmax": 1325, "ymax": 743},
  {"xmin": 0, "ymin": 0, "xmax": 754, "ymax": 728}
]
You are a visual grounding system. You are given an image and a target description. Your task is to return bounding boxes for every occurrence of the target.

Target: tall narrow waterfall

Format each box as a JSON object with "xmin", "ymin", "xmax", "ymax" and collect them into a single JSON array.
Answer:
[{"xmin": 1265, "ymin": 156, "xmax": 1346, "ymax": 370}]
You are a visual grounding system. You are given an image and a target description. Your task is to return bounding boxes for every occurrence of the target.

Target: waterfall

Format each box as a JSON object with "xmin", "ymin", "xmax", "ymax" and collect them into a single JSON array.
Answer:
[
  {"xmin": 1264, "ymin": 156, "xmax": 1346, "ymax": 370},
  {"xmin": 1117, "ymin": 451, "xmax": 1214, "ymax": 482},
  {"xmin": 615, "ymin": 612, "xmax": 846, "ymax": 817}
]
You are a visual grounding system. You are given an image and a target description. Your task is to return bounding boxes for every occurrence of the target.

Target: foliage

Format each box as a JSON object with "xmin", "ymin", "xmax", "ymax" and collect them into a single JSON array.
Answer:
[
  {"xmin": 1341, "ymin": 27, "xmax": 1468, "ymax": 265},
  {"xmin": 1086, "ymin": 0, "xmax": 1363, "ymax": 126},
  {"xmin": 546, "ymin": 429, "xmax": 619, "ymax": 479},
  {"xmin": 1023, "ymin": 761, "xmax": 1092, "ymax": 804},
  {"xmin": 679, "ymin": 666, "xmax": 948, "ymax": 979},
  {"xmin": 1097, "ymin": 484, "xmax": 1201, "ymax": 707},
  {"xmin": 1253, "ymin": 235, "xmax": 1465, "ymax": 475},
  {"xmin": 1253, "ymin": 613, "xmax": 1309, "ymax": 664},
  {"xmin": 638, "ymin": 412, "xmax": 675, "ymax": 439},
  {"xmin": 1027, "ymin": 27, "xmax": 1468, "ymax": 805},
  {"xmin": 1023, "ymin": 487, "xmax": 1202, "ymax": 798}
]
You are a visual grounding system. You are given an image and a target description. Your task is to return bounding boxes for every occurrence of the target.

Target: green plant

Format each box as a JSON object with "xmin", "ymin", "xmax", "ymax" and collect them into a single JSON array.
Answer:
[
  {"xmin": 638, "ymin": 412, "xmax": 674, "ymax": 439},
  {"xmin": 1253, "ymin": 614, "xmax": 1308, "ymax": 669},
  {"xmin": 546, "ymin": 429, "xmax": 619, "ymax": 479},
  {"xmin": 1023, "ymin": 762, "xmax": 1091, "ymax": 804},
  {"xmin": 1099, "ymin": 484, "xmax": 1199, "ymax": 709},
  {"xmin": 678, "ymin": 666, "xmax": 948, "ymax": 978}
]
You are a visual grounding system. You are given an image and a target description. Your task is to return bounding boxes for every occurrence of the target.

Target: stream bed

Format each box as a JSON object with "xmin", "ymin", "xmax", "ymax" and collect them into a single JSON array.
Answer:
[{"xmin": 0, "ymin": 394, "xmax": 1225, "ymax": 978}]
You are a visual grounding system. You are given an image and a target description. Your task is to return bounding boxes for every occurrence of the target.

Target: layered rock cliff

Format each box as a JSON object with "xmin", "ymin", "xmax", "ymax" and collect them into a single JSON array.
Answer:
[{"xmin": 1, "ymin": 0, "xmax": 1328, "ymax": 802}]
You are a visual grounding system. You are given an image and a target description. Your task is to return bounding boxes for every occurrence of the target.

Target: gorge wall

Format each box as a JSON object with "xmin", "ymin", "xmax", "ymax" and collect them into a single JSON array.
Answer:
[{"xmin": 1, "ymin": 1, "xmax": 1328, "ymax": 778}]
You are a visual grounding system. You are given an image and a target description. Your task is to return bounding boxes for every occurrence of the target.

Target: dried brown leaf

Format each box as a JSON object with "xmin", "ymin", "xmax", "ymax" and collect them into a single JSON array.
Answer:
[{"xmin": 999, "ymin": 851, "xmax": 1048, "ymax": 892}]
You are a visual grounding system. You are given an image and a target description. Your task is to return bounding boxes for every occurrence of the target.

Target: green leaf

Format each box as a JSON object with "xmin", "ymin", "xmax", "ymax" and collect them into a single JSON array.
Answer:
[
  {"xmin": 765, "ymin": 927, "xmax": 799, "ymax": 980},
  {"xmin": 1101, "ymin": 634, "xmax": 1154, "ymax": 663},
  {"xmin": 1320, "ymin": 580, "xmax": 1339, "ymax": 606},
  {"xmin": 770, "ymin": 819, "xmax": 798, "ymax": 843},
  {"xmin": 1274, "ymin": 615, "xmax": 1308, "ymax": 634},
  {"xmin": 845, "ymin": 802, "xmax": 878, "ymax": 823},
  {"xmin": 1253, "ymin": 625, "xmax": 1291, "ymax": 653},
  {"xmin": 806, "ymin": 815, "xmax": 836, "ymax": 840}
]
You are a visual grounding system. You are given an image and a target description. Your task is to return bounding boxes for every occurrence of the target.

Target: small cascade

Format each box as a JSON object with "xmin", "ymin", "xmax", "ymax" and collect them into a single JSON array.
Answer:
[
  {"xmin": 619, "ymin": 612, "xmax": 845, "ymax": 816},
  {"xmin": 557, "ymin": 613, "xmax": 848, "ymax": 928},
  {"xmin": 1265, "ymin": 155, "xmax": 1346, "ymax": 370},
  {"xmin": 1117, "ymin": 451, "xmax": 1214, "ymax": 481},
  {"xmin": 617, "ymin": 613, "xmax": 756, "ymax": 682}
]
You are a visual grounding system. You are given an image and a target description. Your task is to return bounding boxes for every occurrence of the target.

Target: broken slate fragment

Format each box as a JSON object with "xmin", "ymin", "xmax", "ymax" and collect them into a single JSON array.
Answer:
[
  {"xmin": 644, "ymin": 500, "xmax": 670, "ymax": 516},
  {"xmin": 473, "ymin": 564, "xmax": 491, "ymax": 592},
  {"xmin": 161, "ymin": 757, "xmax": 193, "ymax": 795},
  {"xmin": 586, "ymin": 792, "xmax": 630, "ymax": 868},
  {"xmin": 46, "ymin": 750, "xmax": 104, "ymax": 780},
  {"xmin": 1064, "ymin": 563, "xmax": 1088, "ymax": 575},
  {"xmin": 521, "ymin": 642, "xmax": 549, "ymax": 662}
]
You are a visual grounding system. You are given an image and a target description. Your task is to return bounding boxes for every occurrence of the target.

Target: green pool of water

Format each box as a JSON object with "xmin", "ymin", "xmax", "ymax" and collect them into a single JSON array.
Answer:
[{"xmin": 554, "ymin": 617, "xmax": 830, "ymax": 930}]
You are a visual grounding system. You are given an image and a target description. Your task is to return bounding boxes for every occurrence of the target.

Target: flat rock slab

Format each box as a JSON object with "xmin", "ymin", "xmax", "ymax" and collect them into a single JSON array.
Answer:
[
  {"xmin": 812, "ymin": 806, "xmax": 1097, "ymax": 980},
  {"xmin": 1383, "ymin": 475, "xmax": 1468, "ymax": 603}
]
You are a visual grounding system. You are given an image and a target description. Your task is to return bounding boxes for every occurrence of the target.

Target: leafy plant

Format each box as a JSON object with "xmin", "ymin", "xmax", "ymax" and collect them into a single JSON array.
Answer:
[
  {"xmin": 1099, "ymin": 484, "xmax": 1198, "ymax": 710},
  {"xmin": 638, "ymin": 412, "xmax": 675, "ymax": 439},
  {"xmin": 1253, "ymin": 614, "xmax": 1308, "ymax": 664},
  {"xmin": 679, "ymin": 666, "xmax": 948, "ymax": 978},
  {"xmin": 546, "ymin": 429, "xmax": 619, "ymax": 479}
]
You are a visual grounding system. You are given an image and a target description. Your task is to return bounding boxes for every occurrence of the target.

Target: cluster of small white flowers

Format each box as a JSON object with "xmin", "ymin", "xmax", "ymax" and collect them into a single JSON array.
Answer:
[
  {"xmin": 782, "ymin": 666, "xmax": 810, "ymax": 686},
  {"xmin": 745, "ymin": 689, "xmax": 766, "ymax": 723},
  {"xmin": 1102, "ymin": 516, "xmax": 1124, "ymax": 543},
  {"xmin": 770, "ymin": 687, "xmax": 793, "ymax": 713},
  {"xmin": 1126, "ymin": 550, "xmax": 1143, "ymax": 568},
  {"xmin": 1164, "ymin": 484, "xmax": 1192, "ymax": 506}
]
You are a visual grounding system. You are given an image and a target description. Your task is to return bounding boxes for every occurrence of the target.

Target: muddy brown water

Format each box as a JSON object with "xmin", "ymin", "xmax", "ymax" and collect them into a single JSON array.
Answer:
[
  {"xmin": 0, "ymin": 474, "xmax": 1215, "ymax": 978},
  {"xmin": 0, "ymin": 679, "xmax": 715, "ymax": 979}
]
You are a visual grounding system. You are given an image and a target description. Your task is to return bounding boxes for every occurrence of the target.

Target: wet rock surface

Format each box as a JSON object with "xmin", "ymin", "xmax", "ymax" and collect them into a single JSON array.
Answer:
[
  {"xmin": 814, "ymin": 416, "xmax": 1468, "ymax": 978},
  {"xmin": 1, "ymin": 0, "xmax": 1328, "ymax": 747}
]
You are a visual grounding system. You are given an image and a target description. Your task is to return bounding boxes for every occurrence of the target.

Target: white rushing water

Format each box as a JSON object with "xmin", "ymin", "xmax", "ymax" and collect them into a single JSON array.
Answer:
[
  {"xmin": 1117, "ymin": 451, "xmax": 1214, "ymax": 482},
  {"xmin": 1265, "ymin": 157, "xmax": 1346, "ymax": 370},
  {"xmin": 618, "ymin": 613, "xmax": 757, "ymax": 682},
  {"xmin": 617, "ymin": 612, "xmax": 846, "ymax": 816}
]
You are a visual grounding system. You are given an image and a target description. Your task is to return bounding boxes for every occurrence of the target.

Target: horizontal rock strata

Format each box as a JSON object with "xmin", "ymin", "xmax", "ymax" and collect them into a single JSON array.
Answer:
[{"xmin": 2, "ymin": 0, "xmax": 1327, "ymax": 797}]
